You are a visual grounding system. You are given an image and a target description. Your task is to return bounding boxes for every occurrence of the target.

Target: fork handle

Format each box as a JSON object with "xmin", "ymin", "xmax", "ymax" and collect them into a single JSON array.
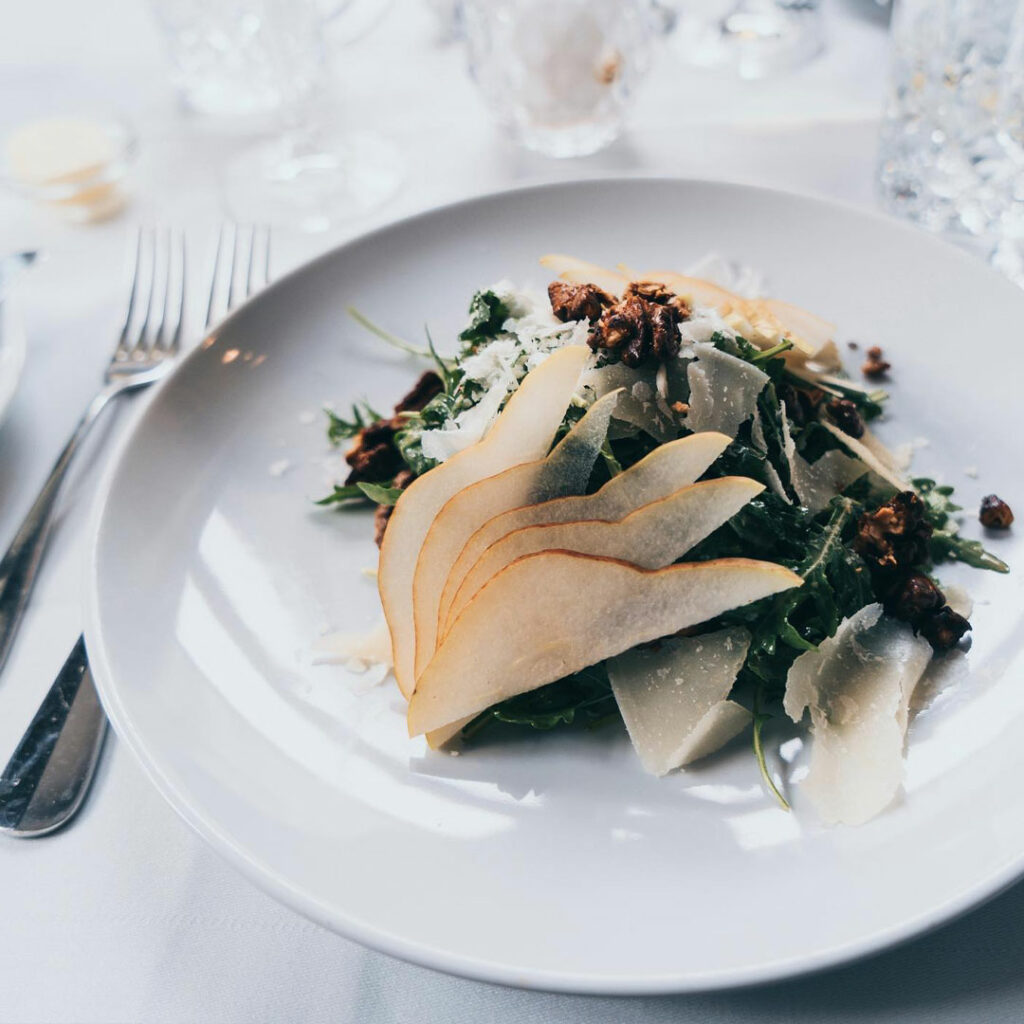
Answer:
[{"xmin": 0, "ymin": 386, "xmax": 117, "ymax": 676}]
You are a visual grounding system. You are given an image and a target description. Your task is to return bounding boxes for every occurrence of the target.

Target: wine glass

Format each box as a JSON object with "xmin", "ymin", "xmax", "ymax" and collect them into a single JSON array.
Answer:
[{"xmin": 153, "ymin": 0, "xmax": 403, "ymax": 229}]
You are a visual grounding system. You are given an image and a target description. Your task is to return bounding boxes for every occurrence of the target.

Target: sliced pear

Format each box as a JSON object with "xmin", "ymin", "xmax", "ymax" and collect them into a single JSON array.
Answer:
[
  {"xmin": 411, "ymin": 389, "xmax": 620, "ymax": 681},
  {"xmin": 685, "ymin": 343, "xmax": 769, "ymax": 437},
  {"xmin": 755, "ymin": 298, "xmax": 835, "ymax": 357},
  {"xmin": 379, "ymin": 345, "xmax": 591, "ymax": 697},
  {"xmin": 784, "ymin": 604, "xmax": 932, "ymax": 826},
  {"xmin": 425, "ymin": 717, "xmax": 473, "ymax": 750},
  {"xmin": 436, "ymin": 432, "xmax": 731, "ymax": 635},
  {"xmin": 408, "ymin": 552, "xmax": 802, "ymax": 736},
  {"xmin": 446, "ymin": 477, "xmax": 764, "ymax": 631},
  {"xmin": 539, "ymin": 253, "xmax": 628, "ymax": 296},
  {"xmin": 607, "ymin": 627, "xmax": 752, "ymax": 775},
  {"xmin": 640, "ymin": 271, "xmax": 744, "ymax": 313}
]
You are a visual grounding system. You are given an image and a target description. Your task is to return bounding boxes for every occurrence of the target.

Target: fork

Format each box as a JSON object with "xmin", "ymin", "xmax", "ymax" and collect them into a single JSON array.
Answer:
[
  {"xmin": 0, "ymin": 228, "xmax": 187, "ymax": 677},
  {"xmin": 0, "ymin": 225, "xmax": 271, "ymax": 836}
]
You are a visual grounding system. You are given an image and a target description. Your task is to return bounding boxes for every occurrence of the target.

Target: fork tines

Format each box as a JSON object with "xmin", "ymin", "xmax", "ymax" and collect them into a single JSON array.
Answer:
[
  {"xmin": 205, "ymin": 225, "xmax": 272, "ymax": 331},
  {"xmin": 118, "ymin": 227, "xmax": 186, "ymax": 361}
]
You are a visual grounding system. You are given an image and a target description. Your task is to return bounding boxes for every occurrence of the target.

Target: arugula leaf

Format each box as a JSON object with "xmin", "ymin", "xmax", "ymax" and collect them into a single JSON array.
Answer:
[
  {"xmin": 707, "ymin": 496, "xmax": 874, "ymax": 695},
  {"xmin": 356, "ymin": 481, "xmax": 403, "ymax": 505},
  {"xmin": 914, "ymin": 477, "xmax": 1009, "ymax": 573},
  {"xmin": 325, "ymin": 401, "xmax": 383, "ymax": 444},
  {"xmin": 346, "ymin": 306, "xmax": 432, "ymax": 359},
  {"xmin": 462, "ymin": 665, "xmax": 617, "ymax": 738},
  {"xmin": 459, "ymin": 290, "xmax": 511, "ymax": 349},
  {"xmin": 314, "ymin": 484, "xmax": 368, "ymax": 506}
]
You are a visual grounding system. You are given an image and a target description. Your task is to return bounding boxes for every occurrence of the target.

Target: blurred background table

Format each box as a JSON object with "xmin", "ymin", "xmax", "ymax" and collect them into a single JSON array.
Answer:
[{"xmin": 4, "ymin": 1, "xmax": 1024, "ymax": 1021}]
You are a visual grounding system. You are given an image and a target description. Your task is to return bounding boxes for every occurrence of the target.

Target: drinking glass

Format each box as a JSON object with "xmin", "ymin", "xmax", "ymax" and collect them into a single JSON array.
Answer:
[
  {"xmin": 877, "ymin": 0, "xmax": 1024, "ymax": 279},
  {"xmin": 462, "ymin": 0, "xmax": 656, "ymax": 158},
  {"xmin": 152, "ymin": 0, "xmax": 389, "ymax": 117},
  {"xmin": 152, "ymin": 0, "xmax": 402, "ymax": 229},
  {"xmin": 674, "ymin": 0, "xmax": 825, "ymax": 80}
]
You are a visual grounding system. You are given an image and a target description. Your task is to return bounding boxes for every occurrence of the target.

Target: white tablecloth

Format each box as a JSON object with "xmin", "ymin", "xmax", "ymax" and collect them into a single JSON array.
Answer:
[{"xmin": 4, "ymin": 2, "xmax": 1023, "ymax": 1021}]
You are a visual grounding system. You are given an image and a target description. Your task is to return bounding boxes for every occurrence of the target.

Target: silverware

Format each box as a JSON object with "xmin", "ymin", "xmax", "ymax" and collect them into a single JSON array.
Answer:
[
  {"xmin": 0, "ymin": 228, "xmax": 186, "ymax": 676},
  {"xmin": 0, "ymin": 639, "xmax": 103, "ymax": 836},
  {"xmin": 0, "ymin": 225, "xmax": 271, "ymax": 837}
]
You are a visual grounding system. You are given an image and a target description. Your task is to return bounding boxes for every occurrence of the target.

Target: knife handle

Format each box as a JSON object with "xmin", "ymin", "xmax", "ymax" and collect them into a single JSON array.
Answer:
[{"xmin": 0, "ymin": 636, "xmax": 108, "ymax": 837}]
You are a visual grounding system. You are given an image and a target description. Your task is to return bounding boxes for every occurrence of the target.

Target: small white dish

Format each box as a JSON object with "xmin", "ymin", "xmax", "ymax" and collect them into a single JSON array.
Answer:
[{"xmin": 85, "ymin": 179, "xmax": 1024, "ymax": 994}]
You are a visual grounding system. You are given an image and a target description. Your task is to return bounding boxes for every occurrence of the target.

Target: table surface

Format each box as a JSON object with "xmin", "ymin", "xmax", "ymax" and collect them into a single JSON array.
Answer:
[{"xmin": 4, "ymin": 1, "xmax": 1024, "ymax": 1021}]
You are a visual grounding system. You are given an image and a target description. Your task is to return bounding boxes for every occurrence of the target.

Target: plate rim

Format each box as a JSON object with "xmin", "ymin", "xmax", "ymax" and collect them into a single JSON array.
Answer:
[{"xmin": 83, "ymin": 175, "xmax": 1024, "ymax": 995}]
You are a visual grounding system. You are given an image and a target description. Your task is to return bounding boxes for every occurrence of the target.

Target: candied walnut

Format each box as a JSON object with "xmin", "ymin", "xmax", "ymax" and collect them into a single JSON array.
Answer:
[
  {"xmin": 345, "ymin": 420, "xmax": 403, "ymax": 485},
  {"xmin": 394, "ymin": 371, "xmax": 444, "ymax": 415},
  {"xmin": 917, "ymin": 605, "xmax": 972, "ymax": 651},
  {"xmin": 624, "ymin": 280, "xmax": 691, "ymax": 318},
  {"xmin": 592, "ymin": 285, "xmax": 686, "ymax": 367},
  {"xmin": 373, "ymin": 469, "xmax": 416, "ymax": 547},
  {"xmin": 980, "ymin": 494, "xmax": 1014, "ymax": 529},
  {"xmin": 885, "ymin": 572, "xmax": 944, "ymax": 621},
  {"xmin": 825, "ymin": 397, "xmax": 865, "ymax": 438},
  {"xmin": 548, "ymin": 281, "xmax": 614, "ymax": 325},
  {"xmin": 853, "ymin": 491, "xmax": 932, "ymax": 574},
  {"xmin": 862, "ymin": 345, "xmax": 890, "ymax": 378},
  {"xmin": 778, "ymin": 382, "xmax": 825, "ymax": 428}
]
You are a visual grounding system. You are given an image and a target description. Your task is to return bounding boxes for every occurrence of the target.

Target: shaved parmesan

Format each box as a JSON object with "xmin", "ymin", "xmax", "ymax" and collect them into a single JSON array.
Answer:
[
  {"xmin": 313, "ymin": 621, "xmax": 393, "ymax": 671},
  {"xmin": 780, "ymin": 406, "xmax": 866, "ymax": 513},
  {"xmin": 607, "ymin": 628, "xmax": 752, "ymax": 775},
  {"xmin": 684, "ymin": 343, "xmax": 769, "ymax": 438},
  {"xmin": 784, "ymin": 604, "xmax": 932, "ymax": 826},
  {"xmin": 685, "ymin": 253, "xmax": 765, "ymax": 299},
  {"xmin": 820, "ymin": 421, "xmax": 910, "ymax": 492},
  {"xmin": 750, "ymin": 406, "xmax": 791, "ymax": 504},
  {"xmin": 581, "ymin": 363, "xmax": 676, "ymax": 442},
  {"xmin": 859, "ymin": 426, "xmax": 910, "ymax": 473}
]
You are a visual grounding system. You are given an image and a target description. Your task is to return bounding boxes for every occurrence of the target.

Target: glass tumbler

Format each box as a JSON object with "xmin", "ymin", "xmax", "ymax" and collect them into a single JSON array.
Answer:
[
  {"xmin": 877, "ymin": 0, "xmax": 1024, "ymax": 265},
  {"xmin": 462, "ymin": 0, "xmax": 656, "ymax": 158}
]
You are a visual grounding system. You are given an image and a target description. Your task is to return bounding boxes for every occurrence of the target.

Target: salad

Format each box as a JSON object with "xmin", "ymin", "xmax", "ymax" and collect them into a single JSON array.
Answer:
[{"xmin": 319, "ymin": 254, "xmax": 1012, "ymax": 826}]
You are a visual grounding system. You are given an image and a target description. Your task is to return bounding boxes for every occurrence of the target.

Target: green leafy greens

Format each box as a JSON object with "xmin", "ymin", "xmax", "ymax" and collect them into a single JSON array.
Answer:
[{"xmin": 327, "ymin": 287, "xmax": 1010, "ymax": 788}]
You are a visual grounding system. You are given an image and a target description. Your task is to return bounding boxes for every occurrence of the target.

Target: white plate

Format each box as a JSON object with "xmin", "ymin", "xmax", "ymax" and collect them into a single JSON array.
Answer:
[{"xmin": 86, "ymin": 180, "xmax": 1024, "ymax": 994}]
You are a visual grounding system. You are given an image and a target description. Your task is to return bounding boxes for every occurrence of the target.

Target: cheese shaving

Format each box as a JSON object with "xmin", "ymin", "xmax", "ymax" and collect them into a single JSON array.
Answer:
[
  {"xmin": 608, "ymin": 628, "xmax": 752, "ymax": 775},
  {"xmin": 780, "ymin": 406, "xmax": 866, "ymax": 513},
  {"xmin": 750, "ymin": 406, "xmax": 792, "ymax": 504},
  {"xmin": 313, "ymin": 621, "xmax": 393, "ymax": 672},
  {"xmin": 684, "ymin": 343, "xmax": 769, "ymax": 438},
  {"xmin": 820, "ymin": 421, "xmax": 910, "ymax": 492},
  {"xmin": 581, "ymin": 362, "xmax": 676, "ymax": 442},
  {"xmin": 784, "ymin": 604, "xmax": 932, "ymax": 826},
  {"xmin": 419, "ymin": 283, "xmax": 591, "ymax": 464}
]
